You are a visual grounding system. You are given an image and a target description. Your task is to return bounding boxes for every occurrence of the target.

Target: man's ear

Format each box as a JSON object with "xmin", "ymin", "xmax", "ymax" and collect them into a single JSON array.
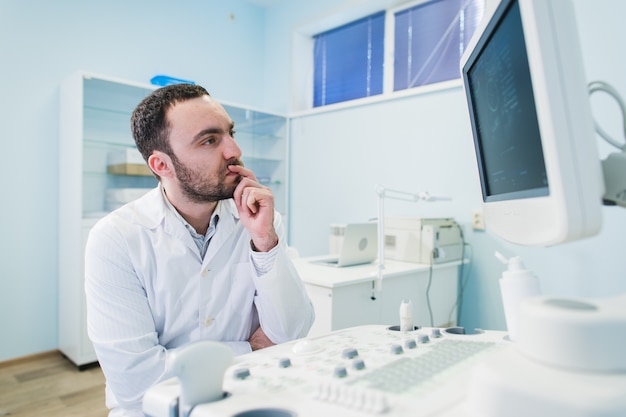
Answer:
[{"xmin": 148, "ymin": 151, "xmax": 174, "ymax": 178}]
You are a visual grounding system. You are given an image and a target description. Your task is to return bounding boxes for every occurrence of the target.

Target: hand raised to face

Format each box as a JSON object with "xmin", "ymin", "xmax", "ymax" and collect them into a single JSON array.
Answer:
[{"xmin": 229, "ymin": 164, "xmax": 279, "ymax": 252}]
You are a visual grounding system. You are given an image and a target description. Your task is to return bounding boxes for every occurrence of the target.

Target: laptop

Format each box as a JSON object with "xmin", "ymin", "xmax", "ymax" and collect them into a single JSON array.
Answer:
[{"xmin": 314, "ymin": 222, "xmax": 378, "ymax": 267}]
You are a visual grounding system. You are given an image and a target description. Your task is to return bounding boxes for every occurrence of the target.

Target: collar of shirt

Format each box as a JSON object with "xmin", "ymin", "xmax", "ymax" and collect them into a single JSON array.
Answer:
[{"xmin": 161, "ymin": 186, "xmax": 220, "ymax": 258}]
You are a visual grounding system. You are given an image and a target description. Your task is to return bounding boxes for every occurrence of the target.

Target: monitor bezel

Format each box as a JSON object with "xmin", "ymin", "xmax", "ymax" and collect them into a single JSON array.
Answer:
[{"xmin": 460, "ymin": 0, "xmax": 604, "ymax": 246}]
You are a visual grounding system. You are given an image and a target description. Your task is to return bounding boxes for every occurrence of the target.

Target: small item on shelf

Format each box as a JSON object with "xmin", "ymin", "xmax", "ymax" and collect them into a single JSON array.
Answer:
[
  {"xmin": 107, "ymin": 148, "xmax": 152, "ymax": 176},
  {"xmin": 150, "ymin": 75, "xmax": 195, "ymax": 87}
]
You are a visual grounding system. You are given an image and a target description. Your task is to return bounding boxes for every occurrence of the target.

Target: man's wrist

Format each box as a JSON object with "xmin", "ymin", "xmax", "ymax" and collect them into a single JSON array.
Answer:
[{"xmin": 250, "ymin": 234, "xmax": 279, "ymax": 252}]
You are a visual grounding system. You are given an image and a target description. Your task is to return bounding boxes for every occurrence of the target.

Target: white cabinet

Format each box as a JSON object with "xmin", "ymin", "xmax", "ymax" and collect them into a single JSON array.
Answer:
[
  {"xmin": 58, "ymin": 72, "xmax": 290, "ymax": 367},
  {"xmin": 292, "ymin": 257, "xmax": 461, "ymax": 338},
  {"xmin": 58, "ymin": 72, "xmax": 157, "ymax": 367}
]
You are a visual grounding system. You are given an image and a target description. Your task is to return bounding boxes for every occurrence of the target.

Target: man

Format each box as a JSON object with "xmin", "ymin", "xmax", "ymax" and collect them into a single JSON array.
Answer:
[{"xmin": 84, "ymin": 83, "xmax": 314, "ymax": 417}]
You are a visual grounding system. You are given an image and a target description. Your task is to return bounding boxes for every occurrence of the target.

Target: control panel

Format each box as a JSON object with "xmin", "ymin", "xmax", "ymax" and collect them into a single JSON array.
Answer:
[{"xmin": 144, "ymin": 325, "xmax": 507, "ymax": 417}]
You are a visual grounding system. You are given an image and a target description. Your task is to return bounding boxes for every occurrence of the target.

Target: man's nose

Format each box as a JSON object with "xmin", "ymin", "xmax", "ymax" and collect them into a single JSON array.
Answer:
[{"xmin": 223, "ymin": 135, "xmax": 242, "ymax": 160}]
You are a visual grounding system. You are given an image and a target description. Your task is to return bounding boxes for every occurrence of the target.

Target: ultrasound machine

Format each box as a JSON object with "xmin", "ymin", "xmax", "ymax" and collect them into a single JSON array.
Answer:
[{"xmin": 143, "ymin": 1, "xmax": 626, "ymax": 416}]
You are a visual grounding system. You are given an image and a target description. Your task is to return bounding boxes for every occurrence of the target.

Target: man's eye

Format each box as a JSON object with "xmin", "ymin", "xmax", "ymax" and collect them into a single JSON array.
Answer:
[{"xmin": 203, "ymin": 137, "xmax": 216, "ymax": 145}]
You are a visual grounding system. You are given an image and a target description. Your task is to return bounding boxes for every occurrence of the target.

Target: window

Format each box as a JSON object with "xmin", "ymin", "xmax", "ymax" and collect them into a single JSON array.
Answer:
[
  {"xmin": 394, "ymin": 0, "xmax": 484, "ymax": 90},
  {"xmin": 313, "ymin": 12, "xmax": 385, "ymax": 107},
  {"xmin": 311, "ymin": 0, "xmax": 484, "ymax": 107}
]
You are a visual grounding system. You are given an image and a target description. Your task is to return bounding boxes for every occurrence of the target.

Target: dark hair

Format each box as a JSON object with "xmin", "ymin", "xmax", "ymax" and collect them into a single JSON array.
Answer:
[{"xmin": 131, "ymin": 83, "xmax": 210, "ymax": 171}]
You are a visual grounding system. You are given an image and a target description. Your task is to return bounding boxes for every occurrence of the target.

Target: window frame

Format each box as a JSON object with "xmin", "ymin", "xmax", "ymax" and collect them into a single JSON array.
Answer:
[{"xmin": 291, "ymin": 0, "xmax": 484, "ymax": 114}]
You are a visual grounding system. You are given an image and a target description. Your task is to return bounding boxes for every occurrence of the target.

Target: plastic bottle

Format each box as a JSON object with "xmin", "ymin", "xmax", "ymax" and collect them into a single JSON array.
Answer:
[
  {"xmin": 495, "ymin": 252, "xmax": 541, "ymax": 341},
  {"xmin": 399, "ymin": 299, "xmax": 413, "ymax": 332}
]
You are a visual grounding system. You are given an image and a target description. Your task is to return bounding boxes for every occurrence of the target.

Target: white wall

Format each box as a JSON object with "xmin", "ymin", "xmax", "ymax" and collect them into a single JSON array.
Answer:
[
  {"xmin": 266, "ymin": 0, "xmax": 626, "ymax": 331},
  {"xmin": 0, "ymin": 0, "xmax": 268, "ymax": 362}
]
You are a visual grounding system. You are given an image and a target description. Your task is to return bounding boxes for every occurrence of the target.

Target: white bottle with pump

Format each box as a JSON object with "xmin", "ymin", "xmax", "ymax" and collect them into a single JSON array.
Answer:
[{"xmin": 496, "ymin": 251, "xmax": 541, "ymax": 341}]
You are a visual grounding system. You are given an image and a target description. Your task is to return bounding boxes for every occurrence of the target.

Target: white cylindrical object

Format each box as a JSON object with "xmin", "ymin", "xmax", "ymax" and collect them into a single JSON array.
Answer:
[
  {"xmin": 518, "ymin": 294, "xmax": 626, "ymax": 372},
  {"xmin": 500, "ymin": 273, "xmax": 540, "ymax": 341},
  {"xmin": 399, "ymin": 299, "xmax": 413, "ymax": 332}
]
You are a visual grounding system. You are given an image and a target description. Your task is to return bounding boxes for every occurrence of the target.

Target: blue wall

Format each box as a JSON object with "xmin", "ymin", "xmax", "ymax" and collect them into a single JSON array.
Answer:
[
  {"xmin": 0, "ymin": 0, "xmax": 268, "ymax": 362},
  {"xmin": 1, "ymin": 0, "xmax": 624, "ymax": 361}
]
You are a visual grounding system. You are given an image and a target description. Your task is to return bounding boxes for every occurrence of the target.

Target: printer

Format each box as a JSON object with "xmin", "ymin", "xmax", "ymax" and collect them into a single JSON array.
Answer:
[{"xmin": 384, "ymin": 217, "xmax": 463, "ymax": 264}]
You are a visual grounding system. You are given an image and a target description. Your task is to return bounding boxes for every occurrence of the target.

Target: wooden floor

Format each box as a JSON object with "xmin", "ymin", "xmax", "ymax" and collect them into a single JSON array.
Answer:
[{"xmin": 0, "ymin": 350, "xmax": 108, "ymax": 417}]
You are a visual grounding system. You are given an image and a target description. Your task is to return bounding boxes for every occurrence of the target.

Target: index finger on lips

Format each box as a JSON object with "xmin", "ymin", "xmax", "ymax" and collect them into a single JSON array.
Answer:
[{"xmin": 228, "ymin": 164, "xmax": 257, "ymax": 182}]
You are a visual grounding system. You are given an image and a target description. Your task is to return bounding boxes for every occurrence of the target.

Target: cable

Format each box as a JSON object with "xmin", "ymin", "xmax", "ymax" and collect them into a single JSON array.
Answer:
[
  {"xmin": 425, "ymin": 250, "xmax": 435, "ymax": 327},
  {"xmin": 448, "ymin": 223, "xmax": 472, "ymax": 326},
  {"xmin": 588, "ymin": 80, "xmax": 626, "ymax": 150},
  {"xmin": 452, "ymin": 243, "xmax": 472, "ymax": 326}
]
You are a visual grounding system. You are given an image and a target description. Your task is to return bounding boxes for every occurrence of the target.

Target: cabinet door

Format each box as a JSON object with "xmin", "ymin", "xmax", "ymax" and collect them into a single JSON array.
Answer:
[
  {"xmin": 79, "ymin": 222, "xmax": 96, "ymax": 361},
  {"xmin": 222, "ymin": 104, "xmax": 288, "ymax": 219},
  {"xmin": 378, "ymin": 267, "xmax": 459, "ymax": 328},
  {"xmin": 81, "ymin": 77, "xmax": 157, "ymax": 218},
  {"xmin": 331, "ymin": 283, "xmax": 382, "ymax": 330},
  {"xmin": 59, "ymin": 73, "xmax": 157, "ymax": 367},
  {"xmin": 303, "ymin": 284, "xmax": 333, "ymax": 337}
]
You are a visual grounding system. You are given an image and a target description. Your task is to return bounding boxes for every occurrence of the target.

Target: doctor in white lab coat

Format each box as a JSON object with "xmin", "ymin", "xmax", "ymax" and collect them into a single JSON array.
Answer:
[{"xmin": 84, "ymin": 83, "xmax": 315, "ymax": 417}]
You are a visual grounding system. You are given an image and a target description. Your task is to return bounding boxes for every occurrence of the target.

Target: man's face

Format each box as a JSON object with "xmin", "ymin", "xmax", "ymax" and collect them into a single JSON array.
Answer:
[{"xmin": 165, "ymin": 96, "xmax": 243, "ymax": 203}]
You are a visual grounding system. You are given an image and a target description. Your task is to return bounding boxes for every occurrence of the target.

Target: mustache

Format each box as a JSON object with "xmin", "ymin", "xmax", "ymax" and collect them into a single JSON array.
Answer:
[{"xmin": 227, "ymin": 159, "xmax": 244, "ymax": 168}]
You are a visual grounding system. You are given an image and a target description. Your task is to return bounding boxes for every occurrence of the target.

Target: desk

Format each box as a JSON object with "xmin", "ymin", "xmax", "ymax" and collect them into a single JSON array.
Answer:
[{"xmin": 293, "ymin": 257, "xmax": 463, "ymax": 337}]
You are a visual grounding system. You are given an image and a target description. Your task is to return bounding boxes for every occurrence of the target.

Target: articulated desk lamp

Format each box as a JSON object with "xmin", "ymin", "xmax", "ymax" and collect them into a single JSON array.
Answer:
[{"xmin": 373, "ymin": 184, "xmax": 451, "ymax": 298}]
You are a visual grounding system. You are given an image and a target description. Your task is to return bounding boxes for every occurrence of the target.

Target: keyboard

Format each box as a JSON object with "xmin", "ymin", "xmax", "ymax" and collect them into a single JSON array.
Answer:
[{"xmin": 347, "ymin": 340, "xmax": 496, "ymax": 393}]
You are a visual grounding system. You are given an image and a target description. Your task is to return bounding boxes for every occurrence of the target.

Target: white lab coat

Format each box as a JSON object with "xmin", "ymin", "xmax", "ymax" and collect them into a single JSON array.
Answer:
[{"xmin": 84, "ymin": 186, "xmax": 314, "ymax": 416}]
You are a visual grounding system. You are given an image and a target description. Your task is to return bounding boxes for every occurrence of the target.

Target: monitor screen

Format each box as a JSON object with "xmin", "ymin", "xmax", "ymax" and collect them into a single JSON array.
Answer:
[
  {"xmin": 461, "ymin": 0, "xmax": 604, "ymax": 246},
  {"xmin": 465, "ymin": 0, "xmax": 547, "ymax": 202}
]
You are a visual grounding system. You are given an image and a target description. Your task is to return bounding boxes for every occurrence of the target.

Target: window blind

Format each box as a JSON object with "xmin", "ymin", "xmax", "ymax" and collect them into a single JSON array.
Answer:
[
  {"xmin": 394, "ymin": 0, "xmax": 484, "ymax": 90},
  {"xmin": 313, "ymin": 11, "xmax": 385, "ymax": 107}
]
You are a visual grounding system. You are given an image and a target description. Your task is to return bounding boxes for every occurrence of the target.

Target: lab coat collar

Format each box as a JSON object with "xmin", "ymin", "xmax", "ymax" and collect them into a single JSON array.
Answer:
[{"xmin": 131, "ymin": 185, "xmax": 241, "ymax": 230}]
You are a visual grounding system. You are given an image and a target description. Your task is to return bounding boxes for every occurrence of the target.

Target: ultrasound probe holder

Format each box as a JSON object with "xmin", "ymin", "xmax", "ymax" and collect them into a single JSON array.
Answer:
[{"xmin": 466, "ymin": 293, "xmax": 626, "ymax": 417}]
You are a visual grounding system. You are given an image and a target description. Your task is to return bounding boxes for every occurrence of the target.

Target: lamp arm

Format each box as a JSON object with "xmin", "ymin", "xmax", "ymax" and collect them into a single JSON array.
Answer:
[
  {"xmin": 377, "ymin": 185, "xmax": 451, "ymax": 203},
  {"xmin": 372, "ymin": 184, "xmax": 451, "ymax": 298}
]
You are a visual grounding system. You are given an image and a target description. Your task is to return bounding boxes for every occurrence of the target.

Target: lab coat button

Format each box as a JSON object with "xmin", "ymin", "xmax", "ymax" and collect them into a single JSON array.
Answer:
[
  {"xmin": 203, "ymin": 317, "xmax": 214, "ymax": 327},
  {"xmin": 201, "ymin": 268, "xmax": 209, "ymax": 277}
]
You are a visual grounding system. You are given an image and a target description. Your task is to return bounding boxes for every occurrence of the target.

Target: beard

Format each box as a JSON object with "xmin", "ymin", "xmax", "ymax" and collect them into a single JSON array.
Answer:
[{"xmin": 171, "ymin": 154, "xmax": 243, "ymax": 203}]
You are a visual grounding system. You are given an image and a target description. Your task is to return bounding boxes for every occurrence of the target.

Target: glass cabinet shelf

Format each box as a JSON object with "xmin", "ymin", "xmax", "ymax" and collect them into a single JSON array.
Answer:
[{"xmin": 221, "ymin": 103, "xmax": 289, "ymax": 217}]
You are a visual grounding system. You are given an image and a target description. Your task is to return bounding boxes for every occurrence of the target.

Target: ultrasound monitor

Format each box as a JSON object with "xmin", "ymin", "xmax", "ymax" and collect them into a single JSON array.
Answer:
[{"xmin": 460, "ymin": 0, "xmax": 604, "ymax": 246}]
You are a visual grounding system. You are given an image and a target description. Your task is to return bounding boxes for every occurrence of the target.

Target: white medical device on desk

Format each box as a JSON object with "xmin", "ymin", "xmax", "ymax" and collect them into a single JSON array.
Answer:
[
  {"xmin": 468, "ymin": 294, "xmax": 626, "ymax": 417},
  {"xmin": 144, "ymin": 319, "xmax": 626, "ymax": 417},
  {"xmin": 459, "ymin": 0, "xmax": 626, "ymax": 415},
  {"xmin": 384, "ymin": 217, "xmax": 463, "ymax": 265},
  {"xmin": 144, "ymin": 324, "xmax": 509, "ymax": 417}
]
